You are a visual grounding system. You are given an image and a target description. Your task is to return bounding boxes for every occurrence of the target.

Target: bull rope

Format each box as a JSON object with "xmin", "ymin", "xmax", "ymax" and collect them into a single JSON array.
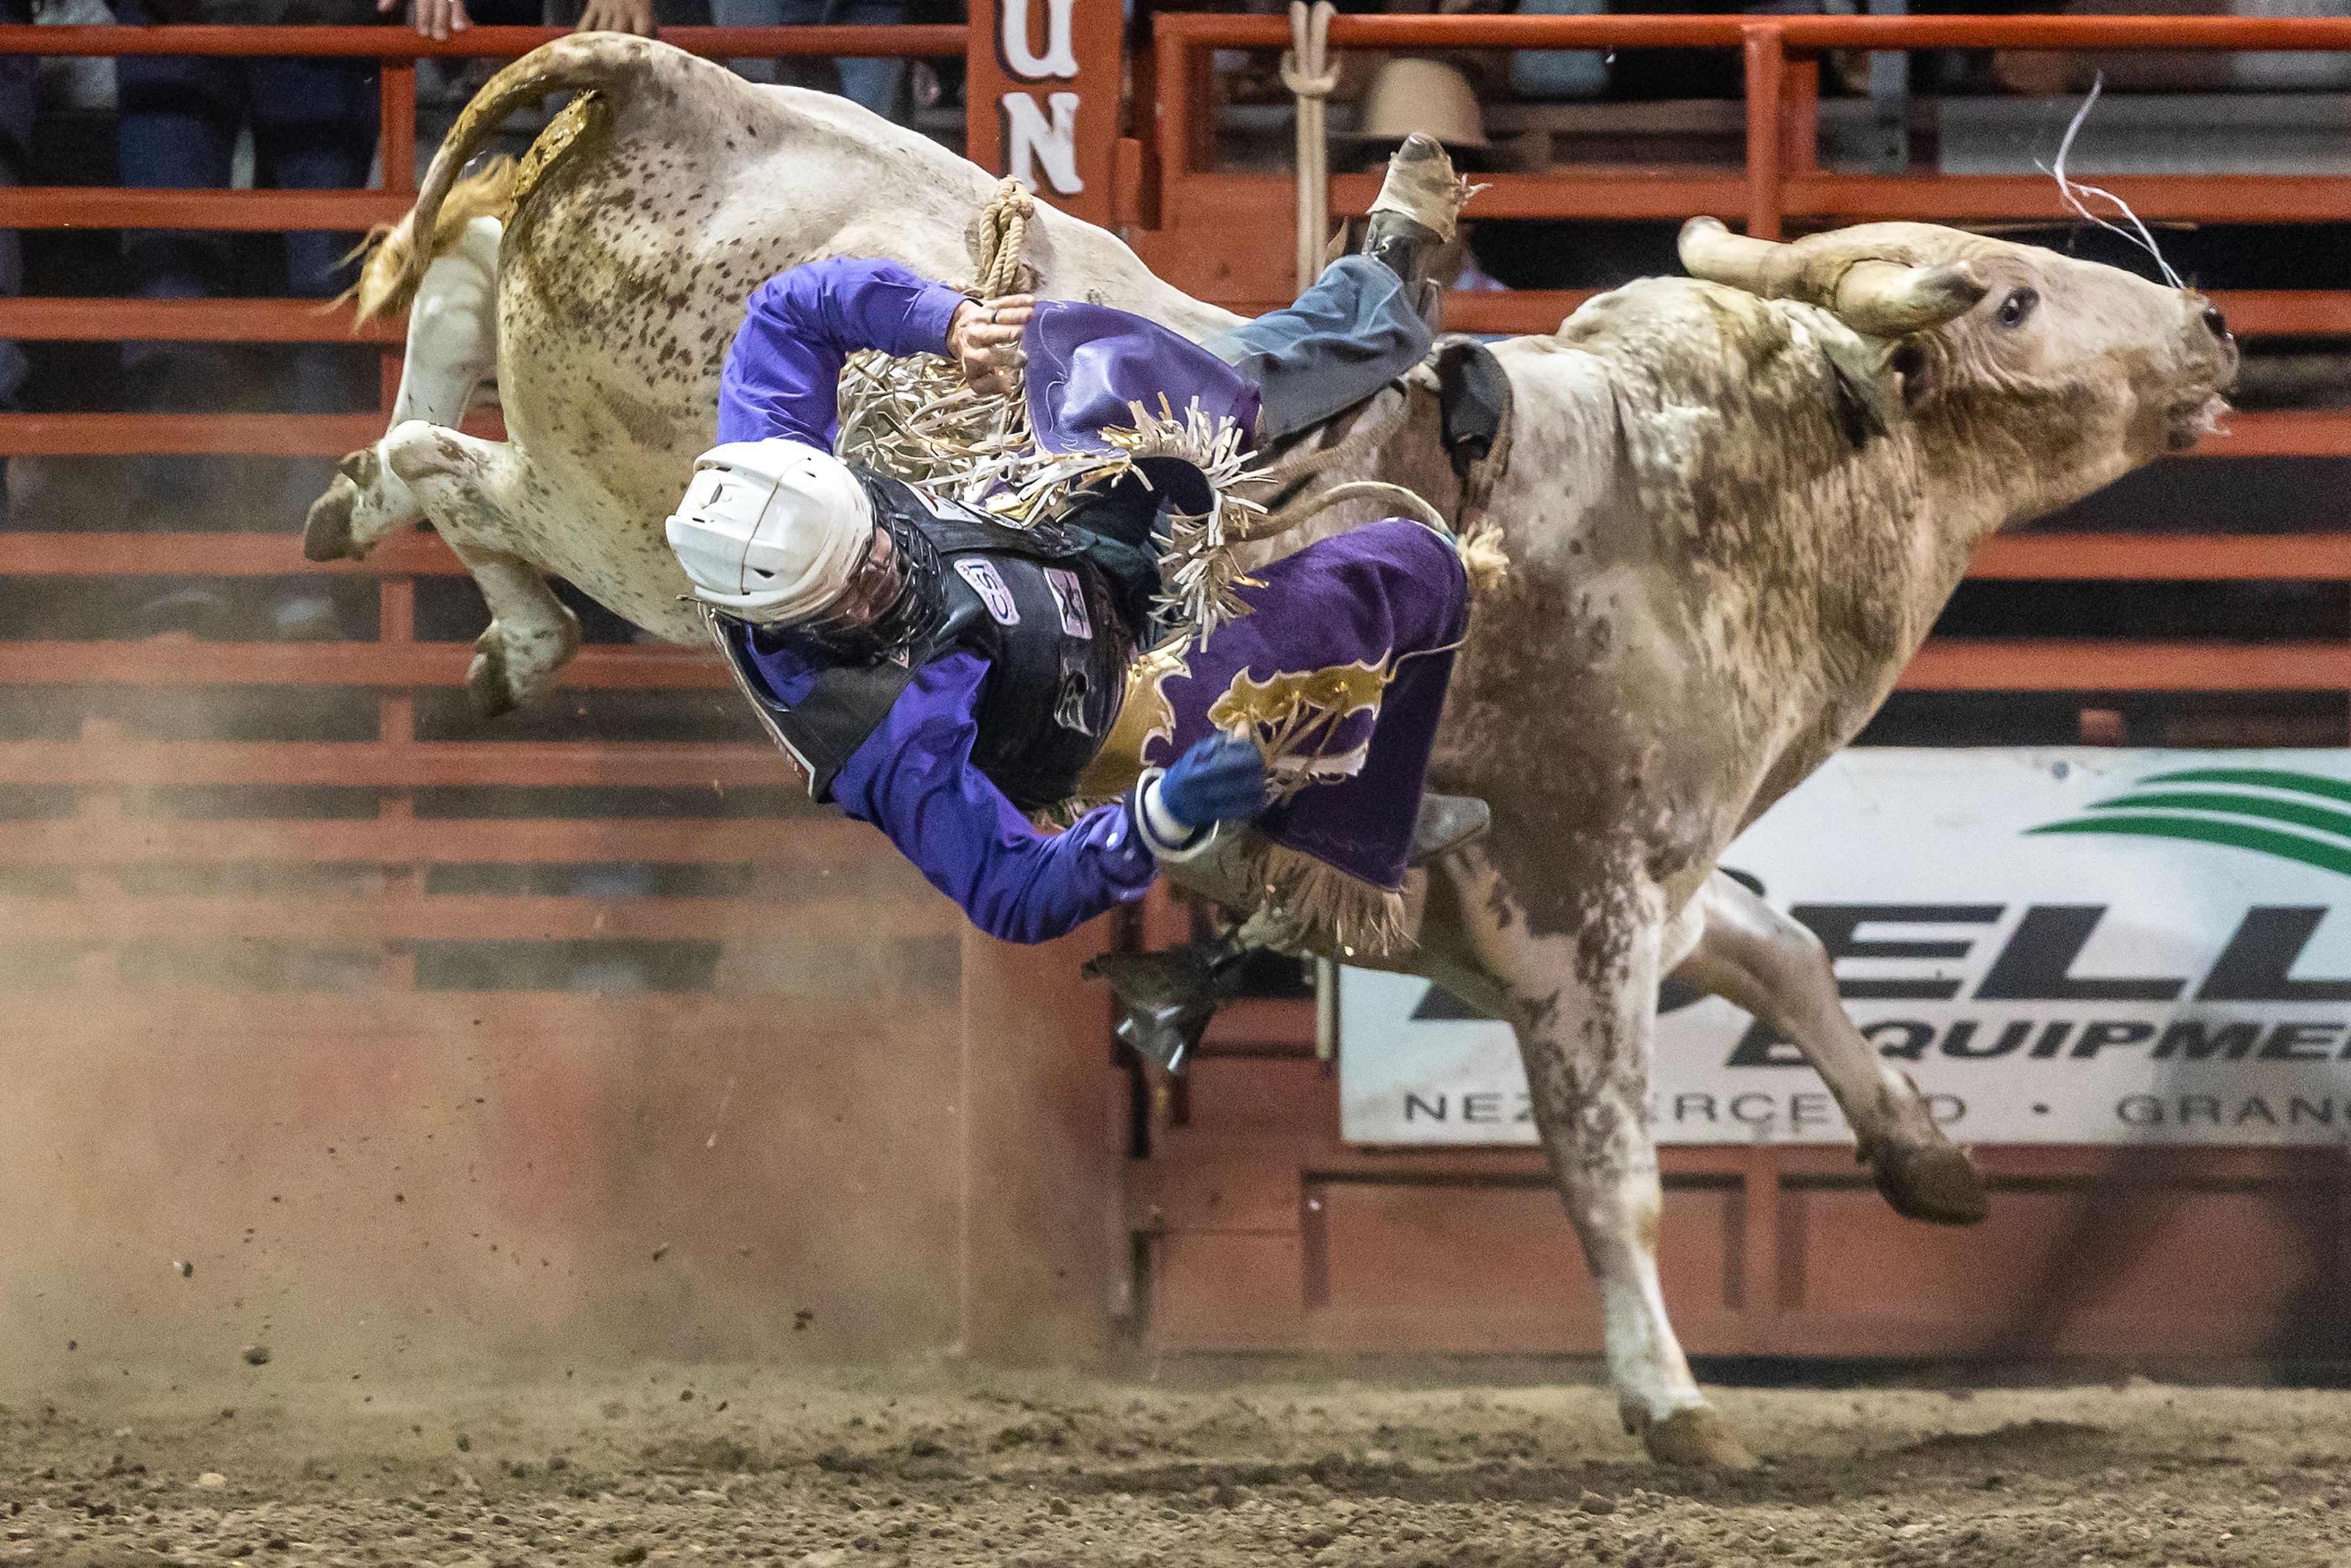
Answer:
[
  {"xmin": 966, "ymin": 176, "xmax": 1038, "ymax": 300},
  {"xmin": 830, "ymin": 178, "xmax": 1043, "ymax": 497}
]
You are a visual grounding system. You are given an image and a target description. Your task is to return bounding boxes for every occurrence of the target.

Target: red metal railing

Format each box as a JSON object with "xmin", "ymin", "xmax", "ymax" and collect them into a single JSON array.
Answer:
[
  {"xmin": 1146, "ymin": 12, "xmax": 2351, "ymax": 698},
  {"xmin": 0, "ymin": 24, "xmax": 959, "ymax": 996}
]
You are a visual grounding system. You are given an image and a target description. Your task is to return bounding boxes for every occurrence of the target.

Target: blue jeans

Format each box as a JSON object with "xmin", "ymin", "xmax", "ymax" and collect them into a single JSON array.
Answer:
[
  {"xmin": 713, "ymin": 0, "xmax": 907, "ymax": 122},
  {"xmin": 114, "ymin": 4, "xmax": 378, "ymax": 418},
  {"xmin": 0, "ymin": 0, "xmax": 33, "ymax": 419},
  {"xmin": 1203, "ymin": 255, "xmax": 1433, "ymax": 441}
]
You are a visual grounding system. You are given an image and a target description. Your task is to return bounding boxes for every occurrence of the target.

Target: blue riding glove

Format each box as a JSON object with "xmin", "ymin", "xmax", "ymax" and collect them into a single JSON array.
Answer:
[
  {"xmin": 1161, "ymin": 732, "xmax": 1270, "ymax": 828},
  {"xmin": 1135, "ymin": 732, "xmax": 1269, "ymax": 859}
]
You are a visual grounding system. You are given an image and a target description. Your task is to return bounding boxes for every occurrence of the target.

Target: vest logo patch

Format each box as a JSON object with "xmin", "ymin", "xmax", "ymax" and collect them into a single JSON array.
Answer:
[
  {"xmin": 1042, "ymin": 567, "xmax": 1092, "ymax": 640},
  {"xmin": 910, "ymin": 485, "xmax": 982, "ymax": 524},
  {"xmin": 955, "ymin": 559, "xmax": 1021, "ymax": 626},
  {"xmin": 1054, "ymin": 662, "xmax": 1097, "ymax": 736}
]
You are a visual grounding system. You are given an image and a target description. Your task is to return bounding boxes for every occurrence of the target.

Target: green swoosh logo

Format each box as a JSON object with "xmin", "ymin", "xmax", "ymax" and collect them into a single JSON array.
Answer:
[{"xmin": 2027, "ymin": 767, "xmax": 2351, "ymax": 879}]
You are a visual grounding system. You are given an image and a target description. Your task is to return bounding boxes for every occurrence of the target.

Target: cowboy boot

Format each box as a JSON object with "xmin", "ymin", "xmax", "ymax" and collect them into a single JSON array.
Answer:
[{"xmin": 1362, "ymin": 132, "xmax": 1477, "ymax": 319}]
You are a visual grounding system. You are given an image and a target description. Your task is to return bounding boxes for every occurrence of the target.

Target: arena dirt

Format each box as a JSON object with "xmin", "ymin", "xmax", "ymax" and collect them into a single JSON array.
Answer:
[{"xmin": 6, "ymin": 1369, "xmax": 2349, "ymax": 1567}]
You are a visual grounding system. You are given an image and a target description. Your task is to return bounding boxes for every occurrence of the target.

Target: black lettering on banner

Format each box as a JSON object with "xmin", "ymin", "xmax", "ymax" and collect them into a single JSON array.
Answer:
[
  {"xmin": 1941, "ymin": 1019, "xmax": 2034, "ymax": 1059},
  {"xmin": 2071, "ymin": 1020, "xmax": 2158, "ymax": 1059},
  {"xmin": 1515, "ymin": 1095, "xmax": 1536, "ymax": 1123},
  {"xmin": 2118, "ymin": 1095, "xmax": 2163, "ymax": 1127},
  {"xmin": 1462, "ymin": 1092, "xmax": 1501, "ymax": 1124},
  {"xmin": 1976, "ymin": 906, "xmax": 2186, "ymax": 1001},
  {"xmin": 1729, "ymin": 1093, "xmax": 1778, "ymax": 1125},
  {"xmin": 2180, "ymin": 1095, "xmax": 2223, "ymax": 1126},
  {"xmin": 1865, "ymin": 1019, "xmax": 1936, "ymax": 1060},
  {"xmin": 1404, "ymin": 1093, "xmax": 1447, "ymax": 1122},
  {"xmin": 2236, "ymin": 1097, "xmax": 2281, "ymax": 1127},
  {"xmin": 1791, "ymin": 1093, "xmax": 1833, "ymax": 1131},
  {"xmin": 2260, "ymin": 1022, "xmax": 2344, "ymax": 1060},
  {"xmin": 1725, "ymin": 1021, "xmax": 1808, "ymax": 1067},
  {"xmin": 2197, "ymin": 907, "xmax": 2351, "ymax": 1002},
  {"xmin": 2028, "ymin": 1021, "xmax": 2076, "ymax": 1059},
  {"xmin": 1926, "ymin": 1094, "xmax": 1965, "ymax": 1125},
  {"xmin": 2290, "ymin": 1098, "xmax": 2337, "ymax": 1127},
  {"xmin": 2153, "ymin": 1019, "xmax": 2260, "ymax": 1061},
  {"xmin": 1791, "ymin": 905, "xmax": 2002, "ymax": 999},
  {"xmin": 1673, "ymin": 1093, "xmax": 1719, "ymax": 1122}
]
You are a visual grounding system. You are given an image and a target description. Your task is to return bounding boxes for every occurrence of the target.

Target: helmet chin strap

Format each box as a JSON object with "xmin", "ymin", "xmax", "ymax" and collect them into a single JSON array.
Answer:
[{"xmin": 768, "ymin": 513, "xmax": 939, "ymax": 664}]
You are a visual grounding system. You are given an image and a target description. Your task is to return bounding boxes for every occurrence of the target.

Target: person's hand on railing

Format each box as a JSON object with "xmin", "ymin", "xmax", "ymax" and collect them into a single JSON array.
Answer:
[
  {"xmin": 383, "ymin": 0, "xmax": 469, "ymax": 40},
  {"xmin": 575, "ymin": 0, "xmax": 655, "ymax": 32}
]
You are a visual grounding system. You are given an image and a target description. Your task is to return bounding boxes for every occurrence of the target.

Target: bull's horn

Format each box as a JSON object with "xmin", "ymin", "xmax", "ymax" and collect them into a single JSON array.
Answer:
[
  {"xmin": 1677, "ymin": 216, "xmax": 1782, "ymax": 290},
  {"xmin": 1828, "ymin": 259, "xmax": 1990, "ymax": 336},
  {"xmin": 1678, "ymin": 216, "xmax": 1989, "ymax": 337}
]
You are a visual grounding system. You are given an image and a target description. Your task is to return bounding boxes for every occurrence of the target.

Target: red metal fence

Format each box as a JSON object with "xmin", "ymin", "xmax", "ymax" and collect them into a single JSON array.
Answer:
[
  {"xmin": 0, "ymin": 23, "xmax": 958, "ymax": 986},
  {"xmin": 1140, "ymin": 12, "xmax": 2351, "ymax": 699}
]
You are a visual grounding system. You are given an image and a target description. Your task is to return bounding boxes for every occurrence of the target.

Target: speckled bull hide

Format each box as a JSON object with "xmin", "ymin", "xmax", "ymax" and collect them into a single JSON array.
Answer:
[{"xmin": 303, "ymin": 34, "xmax": 2237, "ymax": 1468}]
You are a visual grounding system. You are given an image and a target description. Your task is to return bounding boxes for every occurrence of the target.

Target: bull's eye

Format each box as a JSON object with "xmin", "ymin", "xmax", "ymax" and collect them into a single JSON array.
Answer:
[{"xmin": 1997, "ymin": 287, "xmax": 2039, "ymax": 328}]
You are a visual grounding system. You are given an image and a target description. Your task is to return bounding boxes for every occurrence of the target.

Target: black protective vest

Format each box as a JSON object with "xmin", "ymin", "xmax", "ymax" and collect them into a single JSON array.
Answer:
[{"xmin": 712, "ymin": 472, "xmax": 1142, "ymax": 812}]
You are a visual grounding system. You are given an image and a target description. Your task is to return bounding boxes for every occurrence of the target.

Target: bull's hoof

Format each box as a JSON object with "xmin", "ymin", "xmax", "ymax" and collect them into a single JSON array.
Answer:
[
  {"xmin": 1641, "ymin": 1405, "xmax": 1757, "ymax": 1471},
  {"xmin": 302, "ymin": 473, "xmax": 361, "ymax": 562},
  {"xmin": 1870, "ymin": 1138, "xmax": 1989, "ymax": 1226},
  {"xmin": 465, "ymin": 633, "xmax": 518, "ymax": 719}
]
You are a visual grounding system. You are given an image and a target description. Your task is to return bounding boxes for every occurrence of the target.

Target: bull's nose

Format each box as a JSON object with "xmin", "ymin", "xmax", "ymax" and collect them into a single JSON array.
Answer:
[{"xmin": 2202, "ymin": 304, "xmax": 2229, "ymax": 339}]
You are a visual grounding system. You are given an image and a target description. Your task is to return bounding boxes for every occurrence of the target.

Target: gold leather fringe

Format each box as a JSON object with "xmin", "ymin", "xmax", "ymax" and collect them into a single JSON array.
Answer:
[{"xmin": 1232, "ymin": 836, "xmax": 1411, "ymax": 959}]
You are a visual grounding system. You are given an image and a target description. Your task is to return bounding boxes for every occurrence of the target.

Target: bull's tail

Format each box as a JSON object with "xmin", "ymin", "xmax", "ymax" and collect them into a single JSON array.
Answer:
[
  {"xmin": 348, "ymin": 34, "xmax": 669, "ymax": 324},
  {"xmin": 344, "ymin": 157, "xmax": 516, "ymax": 323}
]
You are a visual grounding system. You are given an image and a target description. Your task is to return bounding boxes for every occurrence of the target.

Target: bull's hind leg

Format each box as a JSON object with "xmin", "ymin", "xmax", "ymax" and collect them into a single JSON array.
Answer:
[
  {"xmin": 380, "ymin": 421, "xmax": 580, "ymax": 716},
  {"xmin": 305, "ymin": 217, "xmax": 503, "ymax": 563},
  {"xmin": 1668, "ymin": 871, "xmax": 1987, "ymax": 1225},
  {"xmin": 1450, "ymin": 847, "xmax": 1755, "ymax": 1471}
]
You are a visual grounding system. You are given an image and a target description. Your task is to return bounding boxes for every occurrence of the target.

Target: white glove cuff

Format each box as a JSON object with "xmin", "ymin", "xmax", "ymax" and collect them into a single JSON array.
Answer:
[{"xmin": 1134, "ymin": 768, "xmax": 1222, "ymax": 865}]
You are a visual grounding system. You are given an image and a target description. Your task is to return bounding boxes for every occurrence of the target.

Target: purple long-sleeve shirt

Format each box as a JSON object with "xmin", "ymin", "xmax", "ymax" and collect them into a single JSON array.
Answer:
[{"xmin": 719, "ymin": 258, "xmax": 1160, "ymax": 944}]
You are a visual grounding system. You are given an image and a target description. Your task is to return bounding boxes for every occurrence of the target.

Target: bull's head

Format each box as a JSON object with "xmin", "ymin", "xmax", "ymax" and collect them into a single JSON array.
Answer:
[{"xmin": 1678, "ymin": 216, "xmax": 2238, "ymax": 516}]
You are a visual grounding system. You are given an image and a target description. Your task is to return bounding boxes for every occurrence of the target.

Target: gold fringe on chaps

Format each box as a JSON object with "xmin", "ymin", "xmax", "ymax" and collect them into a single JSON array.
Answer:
[
  {"xmin": 1245, "ymin": 838, "xmax": 1411, "ymax": 958},
  {"xmin": 1211, "ymin": 833, "xmax": 1412, "ymax": 960}
]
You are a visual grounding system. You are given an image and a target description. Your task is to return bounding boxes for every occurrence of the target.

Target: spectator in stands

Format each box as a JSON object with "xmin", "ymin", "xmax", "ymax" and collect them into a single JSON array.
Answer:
[
  {"xmin": 712, "ymin": 0, "xmax": 910, "ymax": 124},
  {"xmin": 114, "ymin": 0, "xmax": 382, "ymax": 527},
  {"xmin": 390, "ymin": 0, "xmax": 700, "ymax": 42},
  {"xmin": 0, "ymin": 0, "xmax": 29, "ymax": 522}
]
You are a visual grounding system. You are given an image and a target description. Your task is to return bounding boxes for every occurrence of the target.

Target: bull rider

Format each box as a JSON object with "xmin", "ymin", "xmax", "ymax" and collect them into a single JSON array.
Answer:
[{"xmin": 664, "ymin": 135, "xmax": 1487, "ymax": 1073}]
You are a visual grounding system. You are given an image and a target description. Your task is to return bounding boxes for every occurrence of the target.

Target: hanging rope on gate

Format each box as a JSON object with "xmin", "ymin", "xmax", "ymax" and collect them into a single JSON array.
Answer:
[{"xmin": 1283, "ymin": 1, "xmax": 1338, "ymax": 296}]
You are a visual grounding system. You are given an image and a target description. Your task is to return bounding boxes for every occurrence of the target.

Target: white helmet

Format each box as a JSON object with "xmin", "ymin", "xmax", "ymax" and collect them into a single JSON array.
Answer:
[{"xmin": 664, "ymin": 438, "xmax": 876, "ymax": 624}]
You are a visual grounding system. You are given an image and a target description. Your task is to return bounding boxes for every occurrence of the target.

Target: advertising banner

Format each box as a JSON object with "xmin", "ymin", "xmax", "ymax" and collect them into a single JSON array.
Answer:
[{"xmin": 1340, "ymin": 749, "xmax": 2351, "ymax": 1147}]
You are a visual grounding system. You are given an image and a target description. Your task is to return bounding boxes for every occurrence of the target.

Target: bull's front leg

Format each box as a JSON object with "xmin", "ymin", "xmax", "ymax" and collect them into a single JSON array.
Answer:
[
  {"xmin": 305, "ymin": 216, "xmax": 503, "ymax": 564},
  {"xmin": 1668, "ymin": 871, "xmax": 1987, "ymax": 1225},
  {"xmin": 1449, "ymin": 847, "xmax": 1755, "ymax": 1470}
]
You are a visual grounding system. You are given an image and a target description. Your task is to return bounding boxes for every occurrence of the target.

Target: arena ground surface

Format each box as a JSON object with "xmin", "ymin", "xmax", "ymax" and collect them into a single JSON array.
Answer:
[{"xmin": 4, "ymin": 1368, "xmax": 2349, "ymax": 1567}]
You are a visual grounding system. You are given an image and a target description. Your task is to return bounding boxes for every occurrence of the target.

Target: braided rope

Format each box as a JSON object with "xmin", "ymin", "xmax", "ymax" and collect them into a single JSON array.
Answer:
[
  {"xmin": 967, "ymin": 176, "xmax": 1037, "ymax": 300},
  {"xmin": 1282, "ymin": 1, "xmax": 1338, "ymax": 296}
]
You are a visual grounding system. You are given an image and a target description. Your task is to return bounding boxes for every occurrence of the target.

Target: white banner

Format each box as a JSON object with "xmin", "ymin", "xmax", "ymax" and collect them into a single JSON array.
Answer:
[{"xmin": 1341, "ymin": 749, "xmax": 2351, "ymax": 1147}]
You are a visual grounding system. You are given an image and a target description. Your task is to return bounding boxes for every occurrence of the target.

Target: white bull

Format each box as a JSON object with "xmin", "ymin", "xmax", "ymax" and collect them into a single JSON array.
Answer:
[{"xmin": 304, "ymin": 34, "xmax": 2236, "ymax": 1467}]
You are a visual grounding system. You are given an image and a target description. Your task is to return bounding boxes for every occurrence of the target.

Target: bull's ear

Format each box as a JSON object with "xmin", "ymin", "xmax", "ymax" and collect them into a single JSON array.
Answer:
[
  {"xmin": 1887, "ymin": 338, "xmax": 1933, "ymax": 407},
  {"xmin": 1820, "ymin": 331, "xmax": 1896, "ymax": 449}
]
